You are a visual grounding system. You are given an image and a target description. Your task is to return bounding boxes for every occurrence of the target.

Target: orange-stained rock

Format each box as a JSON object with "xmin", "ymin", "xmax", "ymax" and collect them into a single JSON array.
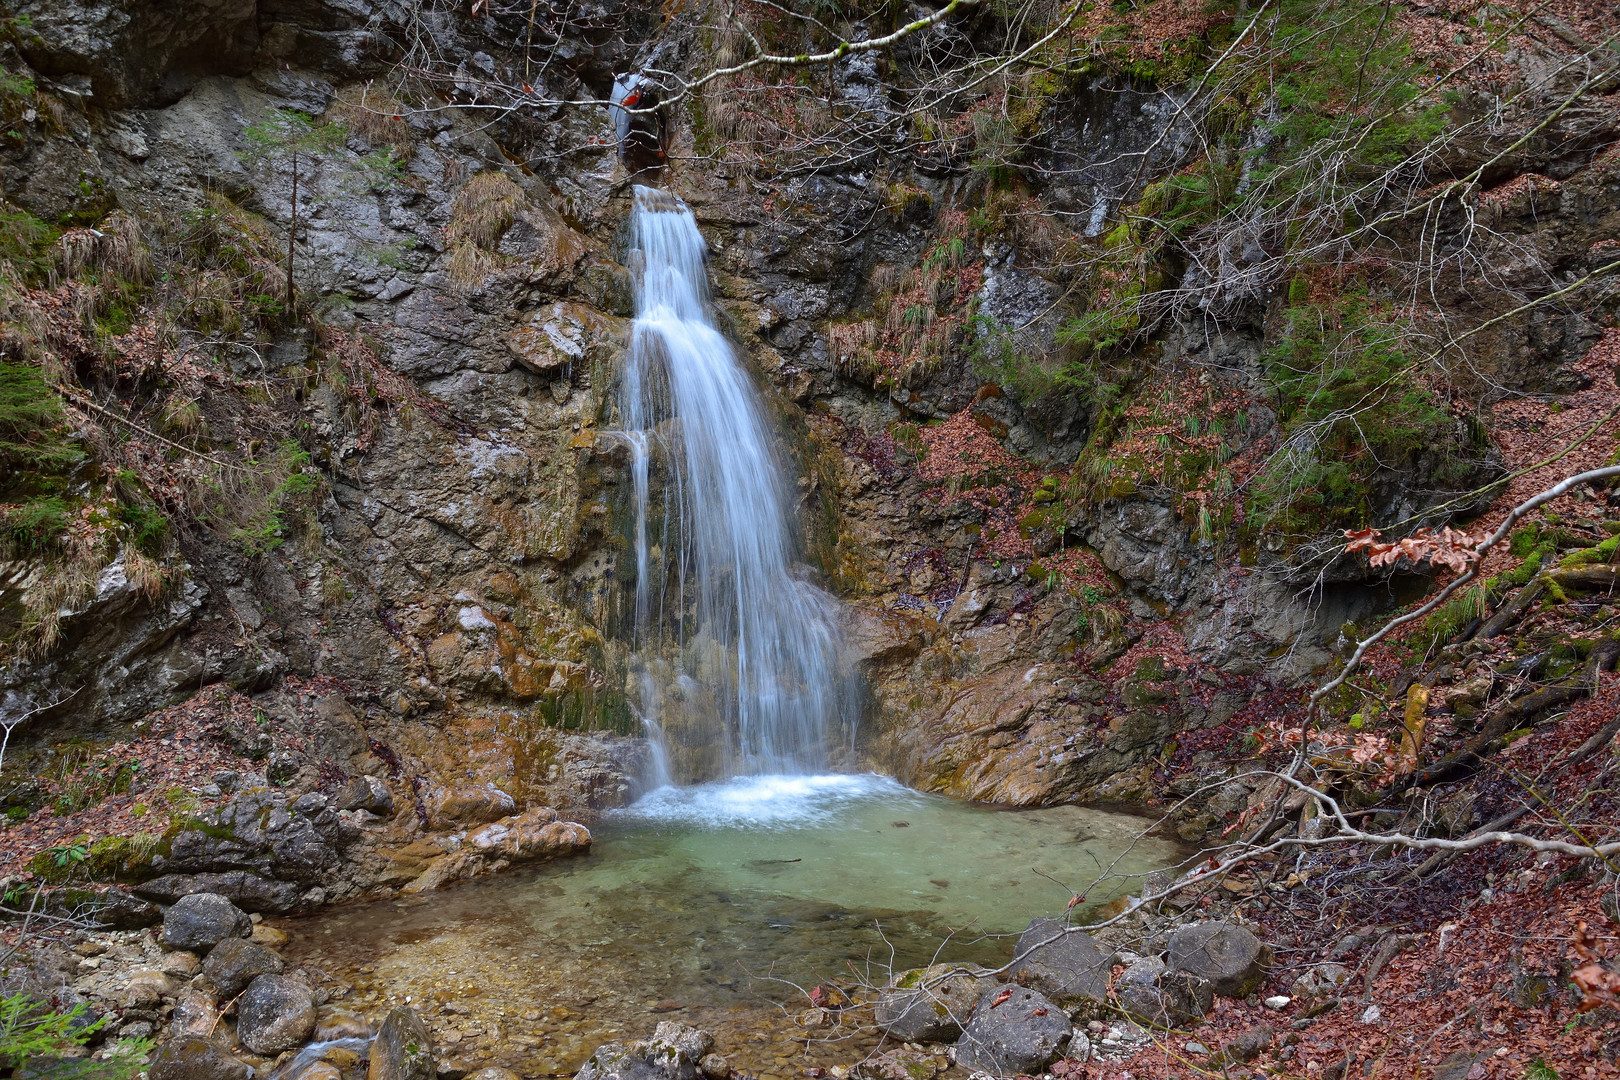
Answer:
[
  {"xmin": 465, "ymin": 808, "xmax": 589, "ymax": 862},
  {"xmin": 431, "ymin": 783, "xmax": 516, "ymax": 826},
  {"xmin": 425, "ymin": 604, "xmax": 553, "ymax": 700}
]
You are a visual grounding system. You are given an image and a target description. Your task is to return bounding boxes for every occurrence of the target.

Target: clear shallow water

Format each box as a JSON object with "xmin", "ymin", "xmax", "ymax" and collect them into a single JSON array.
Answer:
[{"xmin": 287, "ymin": 777, "xmax": 1182, "ymax": 1078}]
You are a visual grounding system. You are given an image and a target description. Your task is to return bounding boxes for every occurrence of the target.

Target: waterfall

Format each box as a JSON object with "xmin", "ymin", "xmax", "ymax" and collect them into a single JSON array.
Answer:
[{"xmin": 617, "ymin": 186, "xmax": 848, "ymax": 779}]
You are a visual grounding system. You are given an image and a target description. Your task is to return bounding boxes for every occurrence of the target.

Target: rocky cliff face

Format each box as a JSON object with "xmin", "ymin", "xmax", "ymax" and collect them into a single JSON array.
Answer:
[{"xmin": 0, "ymin": 0, "xmax": 1615, "ymax": 857}]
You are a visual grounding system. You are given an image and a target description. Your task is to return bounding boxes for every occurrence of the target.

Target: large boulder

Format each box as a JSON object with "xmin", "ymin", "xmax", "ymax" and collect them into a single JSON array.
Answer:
[
  {"xmin": 161, "ymin": 893, "xmax": 251, "ymax": 953},
  {"xmin": 954, "ymin": 986, "xmax": 1072, "ymax": 1075},
  {"xmin": 137, "ymin": 872, "xmax": 302, "ymax": 913},
  {"xmin": 575, "ymin": 1023, "xmax": 713, "ymax": 1080},
  {"xmin": 201, "ymin": 937, "xmax": 285, "ymax": 998},
  {"xmin": 874, "ymin": 964, "xmax": 991, "ymax": 1042},
  {"xmin": 1009, "ymin": 918, "xmax": 1111, "ymax": 1011},
  {"xmin": 368, "ymin": 1005, "xmax": 435, "ymax": 1080},
  {"xmin": 1114, "ymin": 958, "xmax": 1213, "ymax": 1028},
  {"xmin": 465, "ymin": 810, "xmax": 590, "ymax": 862},
  {"xmin": 236, "ymin": 975, "xmax": 316, "ymax": 1055},
  {"xmin": 150, "ymin": 791, "xmax": 364, "ymax": 896},
  {"xmin": 148, "ymin": 1036, "xmax": 252, "ymax": 1080},
  {"xmin": 1167, "ymin": 922, "xmax": 1272, "ymax": 998}
]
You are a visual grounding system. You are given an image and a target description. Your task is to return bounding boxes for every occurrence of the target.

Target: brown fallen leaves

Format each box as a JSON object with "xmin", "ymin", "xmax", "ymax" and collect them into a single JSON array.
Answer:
[
  {"xmin": 1344, "ymin": 524, "xmax": 1487, "ymax": 572},
  {"xmin": 1574, "ymin": 922, "xmax": 1620, "ymax": 1014}
]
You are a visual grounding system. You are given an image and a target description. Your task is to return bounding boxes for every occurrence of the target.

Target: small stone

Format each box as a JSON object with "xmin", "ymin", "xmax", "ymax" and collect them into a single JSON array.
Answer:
[
  {"xmin": 1360, "ymin": 1004, "xmax": 1381, "ymax": 1024},
  {"xmin": 72, "ymin": 941, "xmax": 107, "ymax": 958},
  {"xmin": 1264, "ymin": 995, "xmax": 1291, "ymax": 1010},
  {"xmin": 576, "ymin": 1024, "xmax": 713, "ymax": 1080},
  {"xmin": 118, "ymin": 1021, "xmax": 155, "ymax": 1039},
  {"xmin": 251, "ymin": 923, "xmax": 290, "ymax": 947},
  {"xmin": 336, "ymin": 776, "xmax": 395, "ymax": 815},
  {"xmin": 650, "ymin": 999, "xmax": 681, "ymax": 1013},
  {"xmin": 293, "ymin": 1065, "xmax": 342, "ymax": 1080},
  {"xmin": 170, "ymin": 989, "xmax": 219, "ymax": 1038},
  {"xmin": 700, "ymin": 1055, "xmax": 732, "ymax": 1080},
  {"xmin": 122, "ymin": 969, "xmax": 176, "ymax": 1008},
  {"xmin": 315, "ymin": 1005, "xmax": 372, "ymax": 1041},
  {"xmin": 798, "ymin": 1008, "xmax": 832, "ymax": 1029},
  {"xmin": 1290, "ymin": 963, "xmax": 1350, "ymax": 1001},
  {"xmin": 437, "ymin": 1059, "xmax": 472, "ymax": 1080},
  {"xmin": 466, "ymin": 1071, "xmax": 521, "ymax": 1080},
  {"xmin": 159, "ymin": 951, "xmax": 201, "ymax": 978},
  {"xmin": 1185, "ymin": 1042, "xmax": 1209, "ymax": 1055}
]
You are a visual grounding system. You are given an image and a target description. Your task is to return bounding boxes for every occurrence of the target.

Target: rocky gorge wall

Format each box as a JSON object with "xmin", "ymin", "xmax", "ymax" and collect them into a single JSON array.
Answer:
[{"xmin": 0, "ymin": 0, "xmax": 1615, "ymax": 915}]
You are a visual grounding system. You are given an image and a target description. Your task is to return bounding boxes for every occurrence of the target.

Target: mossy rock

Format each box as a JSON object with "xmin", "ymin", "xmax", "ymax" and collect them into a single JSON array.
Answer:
[{"xmin": 83, "ymin": 833, "xmax": 162, "ymax": 882}]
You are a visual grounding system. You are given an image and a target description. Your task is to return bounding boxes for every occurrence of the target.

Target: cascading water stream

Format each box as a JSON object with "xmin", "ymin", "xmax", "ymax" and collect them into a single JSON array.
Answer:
[{"xmin": 617, "ymin": 186, "xmax": 848, "ymax": 778}]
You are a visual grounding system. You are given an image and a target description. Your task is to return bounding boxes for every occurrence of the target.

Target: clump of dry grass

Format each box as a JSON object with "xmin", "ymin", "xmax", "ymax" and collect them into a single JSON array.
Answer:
[
  {"xmin": 14, "ymin": 515, "xmax": 114, "ymax": 658},
  {"xmin": 448, "ymin": 171, "xmax": 524, "ymax": 250},
  {"xmin": 124, "ymin": 548, "xmax": 167, "ymax": 600},
  {"xmin": 443, "ymin": 171, "xmax": 525, "ymax": 292},
  {"xmin": 446, "ymin": 239, "xmax": 503, "ymax": 290},
  {"xmin": 330, "ymin": 85, "xmax": 415, "ymax": 158},
  {"xmin": 0, "ymin": 263, "xmax": 54, "ymax": 365},
  {"xmin": 160, "ymin": 397, "xmax": 205, "ymax": 438},
  {"xmin": 320, "ymin": 564, "xmax": 349, "ymax": 608},
  {"xmin": 57, "ymin": 210, "xmax": 150, "ymax": 284},
  {"xmin": 170, "ymin": 192, "xmax": 289, "ymax": 332}
]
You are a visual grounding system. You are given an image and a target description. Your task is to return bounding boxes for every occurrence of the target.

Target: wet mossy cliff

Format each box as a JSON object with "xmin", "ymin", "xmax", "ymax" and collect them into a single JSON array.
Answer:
[{"xmin": 0, "ymin": 0, "xmax": 1616, "ymax": 893}]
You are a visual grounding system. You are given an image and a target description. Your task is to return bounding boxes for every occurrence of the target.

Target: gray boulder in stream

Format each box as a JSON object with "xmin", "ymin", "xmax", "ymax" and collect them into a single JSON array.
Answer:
[
  {"xmin": 236, "ymin": 975, "xmax": 316, "ymax": 1055},
  {"xmin": 161, "ymin": 893, "xmax": 252, "ymax": 953},
  {"xmin": 1009, "ymin": 917, "xmax": 1112, "ymax": 1012},
  {"xmin": 575, "ymin": 1023, "xmax": 714, "ymax": 1080},
  {"xmin": 202, "ymin": 937, "xmax": 285, "ymax": 998},
  {"xmin": 955, "ymin": 986, "xmax": 1072, "ymax": 1075},
  {"xmin": 875, "ymin": 964, "xmax": 992, "ymax": 1042}
]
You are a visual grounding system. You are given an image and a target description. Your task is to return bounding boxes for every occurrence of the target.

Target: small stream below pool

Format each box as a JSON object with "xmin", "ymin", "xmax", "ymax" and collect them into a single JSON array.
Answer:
[{"xmin": 285, "ymin": 775, "xmax": 1184, "ymax": 1079}]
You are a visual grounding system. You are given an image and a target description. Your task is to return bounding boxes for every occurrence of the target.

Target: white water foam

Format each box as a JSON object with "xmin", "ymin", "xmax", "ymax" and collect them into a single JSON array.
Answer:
[{"xmin": 620, "ymin": 773, "xmax": 914, "ymax": 829}]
